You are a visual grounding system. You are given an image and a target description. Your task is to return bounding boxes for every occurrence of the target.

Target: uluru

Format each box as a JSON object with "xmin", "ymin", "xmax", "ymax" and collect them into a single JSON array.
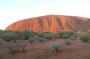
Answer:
[{"xmin": 5, "ymin": 15, "xmax": 90, "ymax": 32}]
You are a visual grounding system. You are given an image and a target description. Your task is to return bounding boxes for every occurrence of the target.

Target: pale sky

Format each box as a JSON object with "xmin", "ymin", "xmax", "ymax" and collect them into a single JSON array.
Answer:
[{"xmin": 0, "ymin": 0, "xmax": 90, "ymax": 30}]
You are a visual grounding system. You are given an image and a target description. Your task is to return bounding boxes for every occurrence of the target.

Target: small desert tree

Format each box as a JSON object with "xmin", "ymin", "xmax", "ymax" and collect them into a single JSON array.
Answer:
[{"xmin": 20, "ymin": 30, "xmax": 34, "ymax": 40}]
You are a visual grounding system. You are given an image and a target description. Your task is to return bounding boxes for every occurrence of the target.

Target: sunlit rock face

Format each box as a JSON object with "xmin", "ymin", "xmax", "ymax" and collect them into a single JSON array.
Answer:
[{"xmin": 5, "ymin": 15, "xmax": 90, "ymax": 32}]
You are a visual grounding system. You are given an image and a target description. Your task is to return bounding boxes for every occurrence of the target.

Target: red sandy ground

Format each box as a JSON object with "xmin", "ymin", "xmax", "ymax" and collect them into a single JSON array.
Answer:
[{"xmin": 1, "ymin": 39, "xmax": 90, "ymax": 59}]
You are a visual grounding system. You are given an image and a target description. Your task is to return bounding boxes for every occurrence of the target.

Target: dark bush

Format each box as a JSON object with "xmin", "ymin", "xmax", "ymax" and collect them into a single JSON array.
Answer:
[
  {"xmin": 0, "ymin": 30, "xmax": 4, "ymax": 38},
  {"xmin": 43, "ymin": 32, "xmax": 54, "ymax": 40},
  {"xmin": 20, "ymin": 30, "xmax": 34, "ymax": 40},
  {"xmin": 80, "ymin": 33, "xmax": 90, "ymax": 42},
  {"xmin": 1, "ymin": 32, "xmax": 19, "ymax": 42},
  {"xmin": 35, "ymin": 35, "xmax": 45, "ymax": 42},
  {"xmin": 28, "ymin": 37, "xmax": 36, "ymax": 44},
  {"xmin": 58, "ymin": 31, "xmax": 75, "ymax": 39}
]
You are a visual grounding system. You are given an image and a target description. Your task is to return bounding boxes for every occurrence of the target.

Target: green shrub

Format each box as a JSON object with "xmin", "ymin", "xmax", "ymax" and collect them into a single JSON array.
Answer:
[
  {"xmin": 13, "ymin": 31, "xmax": 22, "ymax": 39},
  {"xmin": 1, "ymin": 32, "xmax": 19, "ymax": 42},
  {"xmin": 28, "ymin": 37, "xmax": 36, "ymax": 44},
  {"xmin": 51, "ymin": 42, "xmax": 64, "ymax": 52},
  {"xmin": 64, "ymin": 39, "xmax": 73, "ymax": 45},
  {"xmin": 6, "ymin": 42, "xmax": 19, "ymax": 54},
  {"xmin": 43, "ymin": 32, "xmax": 54, "ymax": 40},
  {"xmin": 57, "ymin": 32, "xmax": 65, "ymax": 38},
  {"xmin": 7, "ymin": 40, "xmax": 28, "ymax": 54},
  {"xmin": 35, "ymin": 32, "xmax": 44, "ymax": 38},
  {"xmin": 20, "ymin": 30, "xmax": 34, "ymax": 40},
  {"xmin": 0, "ymin": 30, "xmax": 4, "ymax": 38},
  {"xmin": 74, "ymin": 32, "xmax": 78, "ymax": 38},
  {"xmin": 69, "ymin": 36, "xmax": 77, "ymax": 41},
  {"xmin": 80, "ymin": 33, "xmax": 90, "ymax": 42},
  {"xmin": 34, "ymin": 35, "xmax": 44, "ymax": 42},
  {"xmin": 58, "ymin": 31, "xmax": 75, "ymax": 39}
]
